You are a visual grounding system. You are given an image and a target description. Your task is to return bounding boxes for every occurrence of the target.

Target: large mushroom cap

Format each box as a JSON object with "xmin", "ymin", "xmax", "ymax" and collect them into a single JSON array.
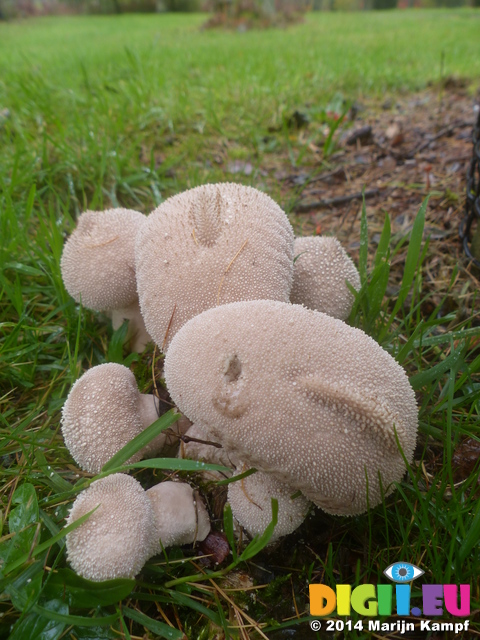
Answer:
[
  {"xmin": 228, "ymin": 470, "xmax": 310, "ymax": 542},
  {"xmin": 61, "ymin": 208, "xmax": 145, "ymax": 311},
  {"xmin": 290, "ymin": 236, "xmax": 361, "ymax": 320},
  {"xmin": 61, "ymin": 363, "xmax": 161, "ymax": 474},
  {"xmin": 66, "ymin": 474, "xmax": 156, "ymax": 581},
  {"xmin": 135, "ymin": 183, "xmax": 294, "ymax": 351},
  {"xmin": 164, "ymin": 300, "xmax": 418, "ymax": 516}
]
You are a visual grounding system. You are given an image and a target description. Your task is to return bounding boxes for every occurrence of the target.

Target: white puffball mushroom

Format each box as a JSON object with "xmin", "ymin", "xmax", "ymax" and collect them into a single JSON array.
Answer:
[
  {"xmin": 66, "ymin": 474, "xmax": 156, "ymax": 581},
  {"xmin": 291, "ymin": 236, "xmax": 361, "ymax": 320},
  {"xmin": 164, "ymin": 300, "xmax": 418, "ymax": 516},
  {"xmin": 66, "ymin": 474, "xmax": 211, "ymax": 582},
  {"xmin": 135, "ymin": 183, "xmax": 294, "ymax": 351},
  {"xmin": 146, "ymin": 481, "xmax": 210, "ymax": 548},
  {"xmin": 60, "ymin": 208, "xmax": 152, "ymax": 352},
  {"xmin": 228, "ymin": 470, "xmax": 310, "ymax": 543},
  {"xmin": 61, "ymin": 363, "xmax": 171, "ymax": 474}
]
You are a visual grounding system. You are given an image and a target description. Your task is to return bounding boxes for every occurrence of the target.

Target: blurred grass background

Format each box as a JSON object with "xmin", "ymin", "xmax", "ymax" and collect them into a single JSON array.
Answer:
[{"xmin": 1, "ymin": 10, "xmax": 480, "ymax": 213}]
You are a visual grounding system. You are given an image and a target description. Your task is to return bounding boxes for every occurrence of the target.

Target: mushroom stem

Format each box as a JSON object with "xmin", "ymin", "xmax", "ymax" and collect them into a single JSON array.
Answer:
[
  {"xmin": 111, "ymin": 300, "xmax": 152, "ymax": 352},
  {"xmin": 137, "ymin": 396, "xmax": 191, "ymax": 458},
  {"xmin": 138, "ymin": 394, "xmax": 161, "ymax": 430},
  {"xmin": 66, "ymin": 474, "xmax": 211, "ymax": 582},
  {"xmin": 178, "ymin": 423, "xmax": 235, "ymax": 469},
  {"xmin": 145, "ymin": 481, "xmax": 210, "ymax": 549},
  {"xmin": 136, "ymin": 393, "xmax": 167, "ymax": 458}
]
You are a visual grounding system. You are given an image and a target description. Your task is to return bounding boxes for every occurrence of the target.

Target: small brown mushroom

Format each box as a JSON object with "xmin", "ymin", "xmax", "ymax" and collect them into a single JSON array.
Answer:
[
  {"xmin": 61, "ymin": 363, "xmax": 184, "ymax": 473},
  {"xmin": 164, "ymin": 300, "xmax": 418, "ymax": 516},
  {"xmin": 135, "ymin": 183, "xmax": 294, "ymax": 351},
  {"xmin": 60, "ymin": 208, "xmax": 151, "ymax": 352},
  {"xmin": 291, "ymin": 236, "xmax": 361, "ymax": 320},
  {"xmin": 66, "ymin": 474, "xmax": 210, "ymax": 581}
]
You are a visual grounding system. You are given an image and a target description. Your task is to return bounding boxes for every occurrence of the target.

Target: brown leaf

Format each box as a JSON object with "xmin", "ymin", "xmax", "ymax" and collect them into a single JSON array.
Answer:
[
  {"xmin": 452, "ymin": 438, "xmax": 480, "ymax": 483},
  {"xmin": 390, "ymin": 133, "xmax": 405, "ymax": 147}
]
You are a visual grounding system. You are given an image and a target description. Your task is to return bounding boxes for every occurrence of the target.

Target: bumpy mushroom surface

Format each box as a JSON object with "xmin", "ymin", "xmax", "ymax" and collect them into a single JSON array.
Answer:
[
  {"xmin": 228, "ymin": 470, "xmax": 310, "ymax": 542},
  {"xmin": 164, "ymin": 300, "xmax": 418, "ymax": 516},
  {"xmin": 290, "ymin": 236, "xmax": 361, "ymax": 320},
  {"xmin": 60, "ymin": 208, "xmax": 151, "ymax": 351},
  {"xmin": 61, "ymin": 363, "xmax": 169, "ymax": 473},
  {"xmin": 66, "ymin": 474, "xmax": 156, "ymax": 581},
  {"xmin": 135, "ymin": 183, "xmax": 294, "ymax": 351},
  {"xmin": 66, "ymin": 475, "xmax": 210, "ymax": 581}
]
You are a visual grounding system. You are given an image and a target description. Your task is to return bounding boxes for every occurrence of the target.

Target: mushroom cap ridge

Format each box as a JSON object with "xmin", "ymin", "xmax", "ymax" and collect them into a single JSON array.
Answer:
[
  {"xmin": 164, "ymin": 300, "xmax": 418, "ymax": 516},
  {"xmin": 61, "ymin": 208, "xmax": 145, "ymax": 311},
  {"xmin": 135, "ymin": 183, "xmax": 294, "ymax": 351}
]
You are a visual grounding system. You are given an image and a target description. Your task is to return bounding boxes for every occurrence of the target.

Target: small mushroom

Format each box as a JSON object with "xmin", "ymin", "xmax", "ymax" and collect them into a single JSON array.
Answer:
[
  {"xmin": 135, "ymin": 183, "xmax": 294, "ymax": 351},
  {"xmin": 164, "ymin": 300, "xmax": 418, "ymax": 516},
  {"xmin": 61, "ymin": 363, "xmax": 184, "ymax": 473},
  {"xmin": 228, "ymin": 469, "xmax": 310, "ymax": 543},
  {"xmin": 66, "ymin": 474, "xmax": 210, "ymax": 581},
  {"xmin": 60, "ymin": 208, "xmax": 151, "ymax": 352},
  {"xmin": 291, "ymin": 236, "xmax": 361, "ymax": 320}
]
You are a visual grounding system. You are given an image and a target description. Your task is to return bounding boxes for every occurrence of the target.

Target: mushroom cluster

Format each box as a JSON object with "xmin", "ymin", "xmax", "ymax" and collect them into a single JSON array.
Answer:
[
  {"xmin": 60, "ymin": 182, "xmax": 418, "ymax": 580},
  {"xmin": 166, "ymin": 300, "xmax": 417, "ymax": 519},
  {"xmin": 66, "ymin": 474, "xmax": 210, "ymax": 581}
]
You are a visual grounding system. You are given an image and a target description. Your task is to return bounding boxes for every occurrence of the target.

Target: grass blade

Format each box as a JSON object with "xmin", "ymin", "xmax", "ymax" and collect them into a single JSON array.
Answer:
[
  {"xmin": 101, "ymin": 410, "xmax": 180, "ymax": 472},
  {"xmin": 123, "ymin": 607, "xmax": 184, "ymax": 640}
]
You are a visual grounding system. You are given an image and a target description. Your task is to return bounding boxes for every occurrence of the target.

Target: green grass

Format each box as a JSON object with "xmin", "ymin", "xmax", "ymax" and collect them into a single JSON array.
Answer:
[
  {"xmin": 1, "ymin": 10, "xmax": 480, "ymax": 213},
  {"xmin": 1, "ymin": 9, "xmax": 480, "ymax": 640}
]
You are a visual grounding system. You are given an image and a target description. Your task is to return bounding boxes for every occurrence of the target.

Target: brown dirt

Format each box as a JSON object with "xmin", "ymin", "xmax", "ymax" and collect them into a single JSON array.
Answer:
[{"xmin": 269, "ymin": 84, "xmax": 480, "ymax": 320}]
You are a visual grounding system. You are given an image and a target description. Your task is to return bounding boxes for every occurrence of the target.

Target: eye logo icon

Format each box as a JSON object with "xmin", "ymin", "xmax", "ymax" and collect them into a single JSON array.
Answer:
[{"xmin": 383, "ymin": 562, "xmax": 424, "ymax": 583}]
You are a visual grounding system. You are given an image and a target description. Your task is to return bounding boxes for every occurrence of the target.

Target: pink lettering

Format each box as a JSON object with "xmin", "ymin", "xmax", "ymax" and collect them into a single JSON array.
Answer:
[{"xmin": 444, "ymin": 585, "xmax": 470, "ymax": 617}]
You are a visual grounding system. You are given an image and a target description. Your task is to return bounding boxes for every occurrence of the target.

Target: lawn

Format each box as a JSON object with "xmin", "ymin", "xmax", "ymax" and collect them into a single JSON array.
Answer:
[
  {"xmin": 1, "ymin": 10, "xmax": 480, "ymax": 211},
  {"xmin": 1, "ymin": 9, "xmax": 480, "ymax": 640}
]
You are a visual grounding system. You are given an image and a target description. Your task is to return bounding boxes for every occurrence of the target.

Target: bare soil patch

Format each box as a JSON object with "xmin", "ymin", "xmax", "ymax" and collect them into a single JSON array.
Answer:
[{"xmin": 271, "ymin": 84, "xmax": 480, "ymax": 319}]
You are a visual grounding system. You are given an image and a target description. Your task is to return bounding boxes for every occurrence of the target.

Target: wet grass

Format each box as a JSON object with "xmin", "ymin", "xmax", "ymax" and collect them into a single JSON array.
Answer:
[
  {"xmin": 1, "ymin": 10, "xmax": 480, "ymax": 214},
  {"xmin": 1, "ymin": 9, "xmax": 480, "ymax": 640}
]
